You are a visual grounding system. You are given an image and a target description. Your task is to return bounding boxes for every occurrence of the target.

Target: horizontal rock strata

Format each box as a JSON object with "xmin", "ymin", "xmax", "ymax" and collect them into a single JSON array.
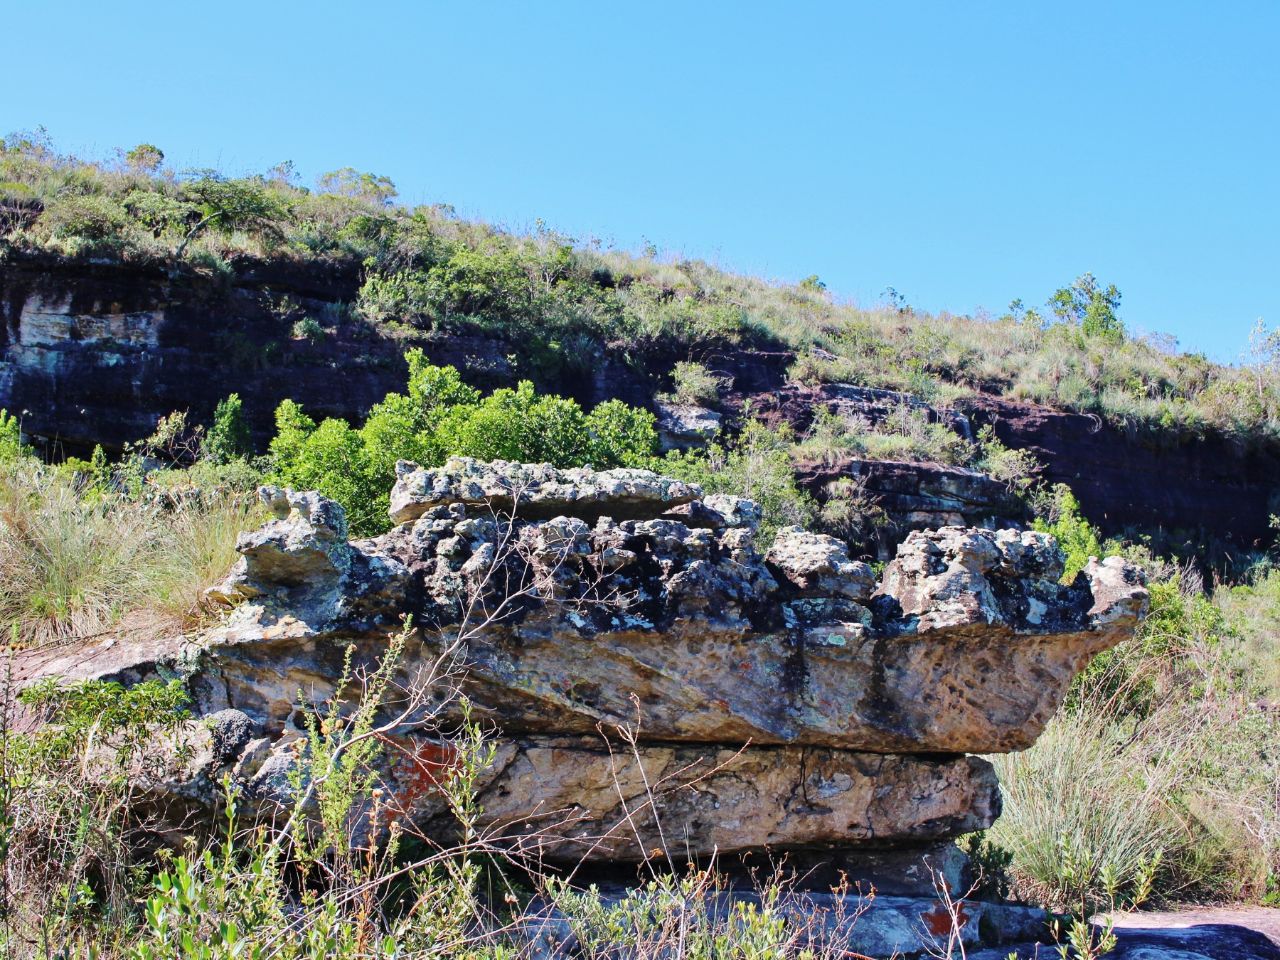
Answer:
[{"xmin": 22, "ymin": 456, "xmax": 1147, "ymax": 871}]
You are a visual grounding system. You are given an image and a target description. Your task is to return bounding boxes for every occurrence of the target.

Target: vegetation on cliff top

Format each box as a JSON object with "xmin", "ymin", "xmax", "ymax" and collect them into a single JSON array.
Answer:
[{"xmin": 4, "ymin": 128, "xmax": 1280, "ymax": 447}]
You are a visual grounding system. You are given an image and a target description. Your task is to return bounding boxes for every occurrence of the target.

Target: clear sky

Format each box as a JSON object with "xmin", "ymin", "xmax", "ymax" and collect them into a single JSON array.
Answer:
[{"xmin": 2, "ymin": 1, "xmax": 1276, "ymax": 361}]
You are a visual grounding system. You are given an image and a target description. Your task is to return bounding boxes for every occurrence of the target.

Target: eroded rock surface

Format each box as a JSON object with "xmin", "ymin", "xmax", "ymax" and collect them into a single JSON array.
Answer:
[{"xmin": 23, "ymin": 457, "xmax": 1147, "ymax": 873}]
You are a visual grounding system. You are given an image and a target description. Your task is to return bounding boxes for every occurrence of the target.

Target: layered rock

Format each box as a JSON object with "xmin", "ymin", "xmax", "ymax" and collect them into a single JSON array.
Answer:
[{"xmin": 22, "ymin": 457, "xmax": 1147, "ymax": 873}]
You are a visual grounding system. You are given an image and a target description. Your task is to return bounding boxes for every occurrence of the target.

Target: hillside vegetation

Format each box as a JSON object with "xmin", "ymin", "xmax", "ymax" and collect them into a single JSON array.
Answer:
[
  {"xmin": 2, "ymin": 129, "xmax": 1280, "ymax": 955},
  {"xmin": 3, "ymin": 128, "xmax": 1280, "ymax": 446}
]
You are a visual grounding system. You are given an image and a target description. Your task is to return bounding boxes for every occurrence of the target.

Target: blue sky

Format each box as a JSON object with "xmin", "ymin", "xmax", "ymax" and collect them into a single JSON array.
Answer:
[{"xmin": 3, "ymin": 1, "xmax": 1276, "ymax": 360}]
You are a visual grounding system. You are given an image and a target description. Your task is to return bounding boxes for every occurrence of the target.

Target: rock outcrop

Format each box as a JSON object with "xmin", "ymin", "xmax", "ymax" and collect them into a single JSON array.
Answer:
[{"xmin": 22, "ymin": 457, "xmax": 1147, "ymax": 879}]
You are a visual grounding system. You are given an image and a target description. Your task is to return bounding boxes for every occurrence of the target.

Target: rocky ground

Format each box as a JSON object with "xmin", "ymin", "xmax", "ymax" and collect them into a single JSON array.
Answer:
[{"xmin": 972, "ymin": 908, "xmax": 1280, "ymax": 959}]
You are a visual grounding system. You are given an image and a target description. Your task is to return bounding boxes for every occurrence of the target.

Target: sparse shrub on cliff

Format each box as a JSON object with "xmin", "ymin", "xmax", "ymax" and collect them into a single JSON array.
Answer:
[
  {"xmin": 204, "ymin": 393, "xmax": 252, "ymax": 464},
  {"xmin": 974, "ymin": 425, "xmax": 1043, "ymax": 495},
  {"xmin": 659, "ymin": 419, "xmax": 815, "ymax": 543},
  {"xmin": 665, "ymin": 360, "xmax": 726, "ymax": 406},
  {"xmin": 793, "ymin": 404, "xmax": 972, "ymax": 468}
]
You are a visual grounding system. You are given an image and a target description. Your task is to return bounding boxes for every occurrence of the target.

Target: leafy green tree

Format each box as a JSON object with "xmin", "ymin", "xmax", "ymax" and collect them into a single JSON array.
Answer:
[
  {"xmin": 1048, "ymin": 273, "xmax": 1124, "ymax": 342},
  {"xmin": 317, "ymin": 167, "xmax": 398, "ymax": 206},
  {"xmin": 124, "ymin": 143, "xmax": 164, "ymax": 172},
  {"xmin": 175, "ymin": 174, "xmax": 287, "ymax": 258},
  {"xmin": 269, "ymin": 354, "xmax": 658, "ymax": 535},
  {"xmin": 205, "ymin": 393, "xmax": 252, "ymax": 463}
]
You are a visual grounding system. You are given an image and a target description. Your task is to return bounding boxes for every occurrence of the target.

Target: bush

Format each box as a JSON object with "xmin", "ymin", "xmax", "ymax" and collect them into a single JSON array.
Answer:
[
  {"xmin": 269, "ymin": 351, "xmax": 658, "ymax": 536},
  {"xmin": 1033, "ymin": 484, "xmax": 1103, "ymax": 583},
  {"xmin": 793, "ymin": 403, "xmax": 972, "ymax": 468},
  {"xmin": 42, "ymin": 193, "xmax": 130, "ymax": 243},
  {"xmin": 0, "ymin": 408, "xmax": 26, "ymax": 461},
  {"xmin": 204, "ymin": 393, "xmax": 251, "ymax": 464},
  {"xmin": 666, "ymin": 360, "xmax": 725, "ymax": 405},
  {"xmin": 659, "ymin": 419, "xmax": 814, "ymax": 544}
]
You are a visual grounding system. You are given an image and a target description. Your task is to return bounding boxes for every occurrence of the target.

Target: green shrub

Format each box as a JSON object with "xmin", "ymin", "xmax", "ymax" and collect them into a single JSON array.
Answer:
[
  {"xmin": 975, "ymin": 424, "xmax": 1043, "ymax": 495},
  {"xmin": 42, "ymin": 192, "xmax": 129, "ymax": 242},
  {"xmin": 1049, "ymin": 273, "xmax": 1125, "ymax": 343},
  {"xmin": 659, "ymin": 419, "xmax": 814, "ymax": 544},
  {"xmin": 124, "ymin": 143, "xmax": 165, "ymax": 172},
  {"xmin": 357, "ymin": 267, "xmax": 435, "ymax": 327},
  {"xmin": 269, "ymin": 352, "xmax": 658, "ymax": 536},
  {"xmin": 0, "ymin": 408, "xmax": 27, "ymax": 461},
  {"xmin": 204, "ymin": 393, "xmax": 251, "ymax": 464},
  {"xmin": 1033, "ymin": 484, "xmax": 1103, "ymax": 583},
  {"xmin": 665, "ymin": 360, "xmax": 724, "ymax": 405}
]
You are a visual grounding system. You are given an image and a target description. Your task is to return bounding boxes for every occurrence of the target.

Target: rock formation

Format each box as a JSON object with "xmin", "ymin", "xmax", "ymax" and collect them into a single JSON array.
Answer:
[{"xmin": 25, "ymin": 456, "xmax": 1147, "ymax": 887}]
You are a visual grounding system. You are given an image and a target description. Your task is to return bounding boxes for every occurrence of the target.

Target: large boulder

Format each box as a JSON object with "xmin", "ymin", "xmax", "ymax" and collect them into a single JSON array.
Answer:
[{"xmin": 20, "ymin": 459, "xmax": 1147, "ymax": 876}]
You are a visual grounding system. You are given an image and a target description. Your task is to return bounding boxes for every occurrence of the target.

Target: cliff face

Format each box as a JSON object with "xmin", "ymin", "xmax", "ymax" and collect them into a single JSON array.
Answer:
[
  {"xmin": 0, "ymin": 253, "xmax": 656, "ymax": 456},
  {"xmin": 2, "ymin": 253, "xmax": 1276, "ymax": 553},
  {"xmin": 964, "ymin": 395, "xmax": 1280, "ymax": 552}
]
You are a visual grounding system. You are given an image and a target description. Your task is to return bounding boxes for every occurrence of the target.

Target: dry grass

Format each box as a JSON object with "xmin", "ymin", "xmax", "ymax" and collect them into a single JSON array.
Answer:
[
  {"xmin": 989, "ymin": 569, "xmax": 1280, "ymax": 910},
  {"xmin": 0, "ymin": 460, "xmax": 257, "ymax": 647}
]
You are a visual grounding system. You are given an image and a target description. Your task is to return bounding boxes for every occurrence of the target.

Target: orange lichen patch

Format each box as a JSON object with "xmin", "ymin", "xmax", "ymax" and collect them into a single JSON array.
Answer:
[
  {"xmin": 919, "ymin": 899, "xmax": 969, "ymax": 938},
  {"xmin": 377, "ymin": 734, "xmax": 460, "ymax": 820}
]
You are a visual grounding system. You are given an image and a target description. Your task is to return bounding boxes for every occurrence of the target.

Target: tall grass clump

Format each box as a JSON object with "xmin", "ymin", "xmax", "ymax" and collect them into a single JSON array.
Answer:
[
  {"xmin": 990, "ymin": 498, "xmax": 1280, "ymax": 910},
  {"xmin": 0, "ymin": 455, "xmax": 257, "ymax": 647}
]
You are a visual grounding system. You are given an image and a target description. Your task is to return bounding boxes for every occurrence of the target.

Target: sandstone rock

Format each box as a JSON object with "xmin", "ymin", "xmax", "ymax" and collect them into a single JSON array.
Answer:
[
  {"xmin": 388, "ymin": 457, "xmax": 702, "ymax": 525},
  {"xmin": 239, "ymin": 733, "xmax": 999, "ymax": 862},
  {"xmin": 19, "ymin": 459, "xmax": 1148, "ymax": 874},
  {"xmin": 766, "ymin": 525, "xmax": 877, "ymax": 600},
  {"xmin": 655, "ymin": 401, "xmax": 722, "ymax": 452}
]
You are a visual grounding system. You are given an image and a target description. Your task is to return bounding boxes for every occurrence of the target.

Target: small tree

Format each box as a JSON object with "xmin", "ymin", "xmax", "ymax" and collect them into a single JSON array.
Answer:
[
  {"xmin": 1048, "ymin": 273, "xmax": 1124, "ymax": 342},
  {"xmin": 317, "ymin": 167, "xmax": 398, "ymax": 206},
  {"xmin": 124, "ymin": 143, "xmax": 164, "ymax": 173},
  {"xmin": 205, "ymin": 393, "xmax": 252, "ymax": 463},
  {"xmin": 0, "ymin": 408, "xmax": 27, "ymax": 461},
  {"xmin": 174, "ymin": 173, "xmax": 286, "ymax": 259},
  {"xmin": 1245, "ymin": 317, "xmax": 1280, "ymax": 403}
]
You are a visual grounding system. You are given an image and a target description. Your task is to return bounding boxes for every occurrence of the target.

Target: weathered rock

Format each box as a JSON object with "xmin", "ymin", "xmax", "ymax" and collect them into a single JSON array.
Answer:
[
  {"xmin": 19, "ymin": 459, "xmax": 1147, "ymax": 875},
  {"xmin": 188, "ymin": 492, "xmax": 1145, "ymax": 754},
  {"xmin": 655, "ymin": 400, "xmax": 722, "ymax": 451},
  {"xmin": 767, "ymin": 525, "xmax": 877, "ymax": 600},
  {"xmin": 232, "ymin": 733, "xmax": 999, "ymax": 863},
  {"xmin": 388, "ymin": 457, "xmax": 701, "ymax": 525}
]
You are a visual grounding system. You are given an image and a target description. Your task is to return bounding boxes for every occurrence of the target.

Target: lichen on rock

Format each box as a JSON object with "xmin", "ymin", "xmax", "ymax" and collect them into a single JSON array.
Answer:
[{"xmin": 23, "ymin": 457, "xmax": 1148, "ymax": 880}]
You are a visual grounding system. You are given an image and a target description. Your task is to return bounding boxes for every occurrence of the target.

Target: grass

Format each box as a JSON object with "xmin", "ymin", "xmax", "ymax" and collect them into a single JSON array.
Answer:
[
  {"xmin": 0, "ymin": 457, "xmax": 258, "ymax": 647},
  {"xmin": 988, "ymin": 567, "xmax": 1280, "ymax": 911},
  {"xmin": 4, "ymin": 128, "xmax": 1280, "ymax": 447}
]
